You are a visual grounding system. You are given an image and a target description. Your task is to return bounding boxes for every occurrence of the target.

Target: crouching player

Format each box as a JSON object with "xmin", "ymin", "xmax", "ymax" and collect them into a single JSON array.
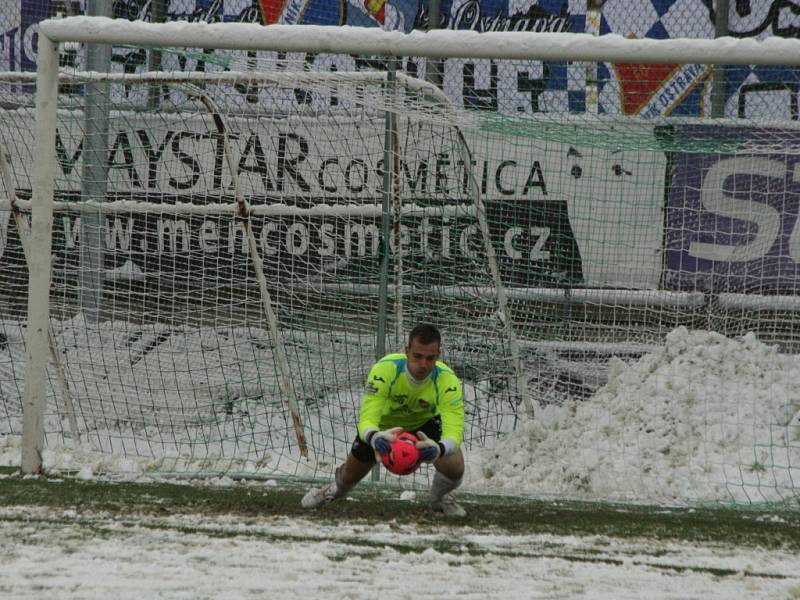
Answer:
[{"xmin": 301, "ymin": 323, "xmax": 466, "ymax": 517}]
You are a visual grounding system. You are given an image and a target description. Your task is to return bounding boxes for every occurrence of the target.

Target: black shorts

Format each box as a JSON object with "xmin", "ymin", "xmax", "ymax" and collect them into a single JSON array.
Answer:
[{"xmin": 350, "ymin": 417, "xmax": 442, "ymax": 464}]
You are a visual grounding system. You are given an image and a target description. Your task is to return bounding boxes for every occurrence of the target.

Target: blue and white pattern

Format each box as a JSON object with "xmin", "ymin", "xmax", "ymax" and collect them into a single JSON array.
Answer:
[
  {"xmin": 0, "ymin": 0, "xmax": 797, "ymax": 117},
  {"xmin": 598, "ymin": 0, "xmax": 799, "ymax": 119}
]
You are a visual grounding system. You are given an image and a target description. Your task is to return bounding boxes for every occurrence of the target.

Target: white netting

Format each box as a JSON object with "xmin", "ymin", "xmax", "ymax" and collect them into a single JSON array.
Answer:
[{"xmin": 2, "ymin": 23, "xmax": 800, "ymax": 508}]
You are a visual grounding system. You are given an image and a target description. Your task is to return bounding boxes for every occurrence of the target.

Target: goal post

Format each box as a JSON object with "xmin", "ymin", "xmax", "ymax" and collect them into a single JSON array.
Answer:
[
  {"xmin": 21, "ymin": 32, "xmax": 59, "ymax": 474},
  {"xmin": 9, "ymin": 16, "xmax": 800, "ymax": 507},
  {"xmin": 22, "ymin": 18, "xmax": 531, "ymax": 479},
  {"xmin": 36, "ymin": 18, "xmax": 800, "ymax": 64}
]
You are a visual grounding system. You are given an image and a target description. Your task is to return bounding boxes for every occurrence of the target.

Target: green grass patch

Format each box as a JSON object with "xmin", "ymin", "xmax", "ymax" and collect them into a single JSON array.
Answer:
[{"xmin": 1, "ymin": 466, "xmax": 798, "ymax": 551}]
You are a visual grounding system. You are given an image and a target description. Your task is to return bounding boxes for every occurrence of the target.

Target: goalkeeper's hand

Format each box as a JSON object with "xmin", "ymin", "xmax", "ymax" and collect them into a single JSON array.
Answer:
[
  {"xmin": 415, "ymin": 431, "xmax": 445, "ymax": 463},
  {"xmin": 367, "ymin": 427, "xmax": 403, "ymax": 456}
]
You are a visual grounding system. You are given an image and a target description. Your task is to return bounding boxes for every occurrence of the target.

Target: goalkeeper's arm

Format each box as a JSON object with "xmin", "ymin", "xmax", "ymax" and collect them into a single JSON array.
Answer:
[
  {"xmin": 357, "ymin": 361, "xmax": 396, "ymax": 444},
  {"xmin": 417, "ymin": 375, "xmax": 464, "ymax": 462}
]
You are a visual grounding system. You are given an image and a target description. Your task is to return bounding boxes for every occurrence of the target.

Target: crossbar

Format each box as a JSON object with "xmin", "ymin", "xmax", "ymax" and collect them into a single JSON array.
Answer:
[{"xmin": 39, "ymin": 16, "xmax": 800, "ymax": 65}]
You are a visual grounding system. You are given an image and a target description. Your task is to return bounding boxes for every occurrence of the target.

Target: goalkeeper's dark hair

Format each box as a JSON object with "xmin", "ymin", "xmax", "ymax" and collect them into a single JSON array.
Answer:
[{"xmin": 408, "ymin": 323, "xmax": 441, "ymax": 346}]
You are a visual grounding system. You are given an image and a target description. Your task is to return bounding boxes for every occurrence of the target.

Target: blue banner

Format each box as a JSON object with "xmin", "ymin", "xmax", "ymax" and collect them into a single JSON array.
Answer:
[
  {"xmin": 665, "ymin": 126, "xmax": 800, "ymax": 293},
  {"xmin": 257, "ymin": 0, "xmax": 579, "ymax": 31}
]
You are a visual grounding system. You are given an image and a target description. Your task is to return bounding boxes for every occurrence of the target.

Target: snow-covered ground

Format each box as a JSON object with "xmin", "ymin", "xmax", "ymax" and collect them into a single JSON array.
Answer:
[{"xmin": 1, "ymin": 504, "xmax": 798, "ymax": 600}]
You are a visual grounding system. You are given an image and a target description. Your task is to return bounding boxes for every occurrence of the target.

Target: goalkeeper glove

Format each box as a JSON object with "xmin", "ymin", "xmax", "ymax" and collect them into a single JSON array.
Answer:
[
  {"xmin": 415, "ymin": 431, "xmax": 446, "ymax": 463},
  {"xmin": 367, "ymin": 426, "xmax": 403, "ymax": 456}
]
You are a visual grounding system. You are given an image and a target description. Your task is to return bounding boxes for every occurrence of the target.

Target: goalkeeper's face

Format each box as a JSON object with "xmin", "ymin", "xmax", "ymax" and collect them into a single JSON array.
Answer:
[{"xmin": 405, "ymin": 338, "xmax": 441, "ymax": 381}]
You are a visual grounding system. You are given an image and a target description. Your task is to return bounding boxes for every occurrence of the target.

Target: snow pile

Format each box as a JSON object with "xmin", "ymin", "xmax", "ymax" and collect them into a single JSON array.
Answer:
[{"xmin": 479, "ymin": 327, "xmax": 800, "ymax": 504}]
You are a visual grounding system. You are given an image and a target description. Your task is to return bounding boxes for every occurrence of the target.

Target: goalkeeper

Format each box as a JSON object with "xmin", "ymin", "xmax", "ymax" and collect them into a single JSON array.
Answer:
[{"xmin": 301, "ymin": 323, "xmax": 466, "ymax": 517}]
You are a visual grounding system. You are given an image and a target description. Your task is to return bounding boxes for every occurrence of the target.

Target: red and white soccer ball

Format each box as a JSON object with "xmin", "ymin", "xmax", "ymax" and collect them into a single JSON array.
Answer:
[{"xmin": 381, "ymin": 432, "xmax": 420, "ymax": 476}]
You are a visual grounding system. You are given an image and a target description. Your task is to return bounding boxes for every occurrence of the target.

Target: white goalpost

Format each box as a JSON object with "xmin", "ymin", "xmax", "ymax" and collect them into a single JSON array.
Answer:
[
  {"xmin": 21, "ymin": 17, "xmax": 532, "ymax": 480},
  {"xmin": 7, "ymin": 16, "xmax": 800, "ymax": 507}
]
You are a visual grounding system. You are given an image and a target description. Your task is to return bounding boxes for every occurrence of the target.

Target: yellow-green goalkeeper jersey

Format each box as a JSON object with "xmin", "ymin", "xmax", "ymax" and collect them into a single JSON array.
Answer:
[{"xmin": 357, "ymin": 353, "xmax": 464, "ymax": 448}]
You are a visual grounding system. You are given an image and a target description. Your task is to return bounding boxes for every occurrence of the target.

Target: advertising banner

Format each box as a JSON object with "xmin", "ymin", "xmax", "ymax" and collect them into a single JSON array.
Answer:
[
  {"xmin": 0, "ymin": 1, "xmax": 586, "ymax": 115},
  {"xmin": 3, "ymin": 1, "xmax": 797, "ymax": 120},
  {"xmin": 257, "ymin": 0, "xmax": 579, "ymax": 32},
  {"xmin": 665, "ymin": 125, "xmax": 800, "ymax": 294},
  {"xmin": 0, "ymin": 110, "xmax": 667, "ymax": 290}
]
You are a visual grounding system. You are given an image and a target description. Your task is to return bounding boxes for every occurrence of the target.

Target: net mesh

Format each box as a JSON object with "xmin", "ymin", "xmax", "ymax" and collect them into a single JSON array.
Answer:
[
  {"xmin": 1, "ymin": 53, "xmax": 528, "ymax": 483},
  {"xmin": 1, "ymin": 25, "xmax": 799, "ymax": 507}
]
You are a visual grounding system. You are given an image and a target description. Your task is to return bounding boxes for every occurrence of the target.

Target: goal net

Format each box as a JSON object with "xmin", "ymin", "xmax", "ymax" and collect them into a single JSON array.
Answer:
[
  {"xmin": 3, "ymin": 18, "xmax": 800, "ymax": 508},
  {"xmin": 6, "ymin": 23, "xmax": 532, "ymax": 483}
]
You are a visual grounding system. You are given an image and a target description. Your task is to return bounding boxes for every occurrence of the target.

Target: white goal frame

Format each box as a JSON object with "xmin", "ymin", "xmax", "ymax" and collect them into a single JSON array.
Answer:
[{"xmin": 21, "ymin": 17, "xmax": 800, "ymax": 474}]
